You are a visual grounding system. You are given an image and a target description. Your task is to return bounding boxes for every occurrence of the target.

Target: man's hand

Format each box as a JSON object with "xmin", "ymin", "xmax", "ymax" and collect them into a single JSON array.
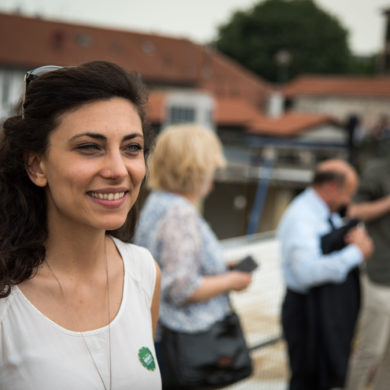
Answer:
[{"xmin": 345, "ymin": 226, "xmax": 374, "ymax": 260}]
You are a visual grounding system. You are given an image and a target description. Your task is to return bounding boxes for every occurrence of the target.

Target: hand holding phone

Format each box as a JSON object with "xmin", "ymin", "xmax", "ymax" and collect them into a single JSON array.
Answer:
[{"xmin": 231, "ymin": 255, "xmax": 259, "ymax": 273}]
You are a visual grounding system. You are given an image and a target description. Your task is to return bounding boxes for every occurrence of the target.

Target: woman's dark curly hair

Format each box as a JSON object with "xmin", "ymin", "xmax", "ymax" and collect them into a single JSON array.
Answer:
[{"xmin": 0, "ymin": 61, "xmax": 153, "ymax": 297}]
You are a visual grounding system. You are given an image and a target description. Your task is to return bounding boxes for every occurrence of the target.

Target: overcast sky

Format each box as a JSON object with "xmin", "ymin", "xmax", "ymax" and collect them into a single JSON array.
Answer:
[{"xmin": 1, "ymin": 0, "xmax": 389, "ymax": 55}]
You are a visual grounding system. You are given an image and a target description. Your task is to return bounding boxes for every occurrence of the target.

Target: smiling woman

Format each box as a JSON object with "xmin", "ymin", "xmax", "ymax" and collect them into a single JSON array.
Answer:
[
  {"xmin": 0, "ymin": 61, "xmax": 162, "ymax": 390},
  {"xmin": 27, "ymin": 98, "xmax": 146, "ymax": 233}
]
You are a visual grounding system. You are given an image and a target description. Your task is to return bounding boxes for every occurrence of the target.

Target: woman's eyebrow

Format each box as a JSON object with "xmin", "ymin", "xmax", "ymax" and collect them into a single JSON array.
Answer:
[
  {"xmin": 69, "ymin": 132, "xmax": 144, "ymax": 142},
  {"xmin": 123, "ymin": 133, "xmax": 144, "ymax": 141},
  {"xmin": 69, "ymin": 132, "xmax": 106, "ymax": 141}
]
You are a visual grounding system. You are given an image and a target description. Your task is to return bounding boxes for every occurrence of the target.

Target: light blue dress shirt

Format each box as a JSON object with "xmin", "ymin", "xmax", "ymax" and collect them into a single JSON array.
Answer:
[{"xmin": 277, "ymin": 188, "xmax": 363, "ymax": 293}]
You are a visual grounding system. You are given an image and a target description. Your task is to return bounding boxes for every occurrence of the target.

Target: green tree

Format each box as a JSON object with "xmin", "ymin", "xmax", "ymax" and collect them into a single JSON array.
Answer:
[
  {"xmin": 213, "ymin": 0, "xmax": 351, "ymax": 82},
  {"xmin": 348, "ymin": 53, "xmax": 380, "ymax": 75}
]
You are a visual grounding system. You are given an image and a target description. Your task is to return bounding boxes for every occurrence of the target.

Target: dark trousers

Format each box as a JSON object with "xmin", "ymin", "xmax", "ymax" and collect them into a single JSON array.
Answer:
[{"xmin": 281, "ymin": 289, "xmax": 327, "ymax": 390}]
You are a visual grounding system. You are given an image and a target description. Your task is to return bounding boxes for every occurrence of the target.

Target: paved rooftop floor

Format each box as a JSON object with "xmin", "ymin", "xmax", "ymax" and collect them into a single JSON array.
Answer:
[{"xmin": 221, "ymin": 235, "xmax": 288, "ymax": 390}]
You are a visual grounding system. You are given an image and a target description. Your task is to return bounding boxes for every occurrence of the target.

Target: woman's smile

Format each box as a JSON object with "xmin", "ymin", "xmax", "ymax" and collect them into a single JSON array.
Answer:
[
  {"xmin": 90, "ymin": 192, "xmax": 125, "ymax": 200},
  {"xmin": 88, "ymin": 189, "xmax": 128, "ymax": 208}
]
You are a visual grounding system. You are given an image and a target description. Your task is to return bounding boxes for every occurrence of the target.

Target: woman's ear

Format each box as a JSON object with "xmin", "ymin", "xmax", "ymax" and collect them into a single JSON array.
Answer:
[{"xmin": 25, "ymin": 153, "xmax": 47, "ymax": 187}]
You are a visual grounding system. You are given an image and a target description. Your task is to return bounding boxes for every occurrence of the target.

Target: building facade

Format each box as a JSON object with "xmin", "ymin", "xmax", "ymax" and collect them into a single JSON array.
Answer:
[{"xmin": 0, "ymin": 12, "xmax": 365, "ymax": 238}]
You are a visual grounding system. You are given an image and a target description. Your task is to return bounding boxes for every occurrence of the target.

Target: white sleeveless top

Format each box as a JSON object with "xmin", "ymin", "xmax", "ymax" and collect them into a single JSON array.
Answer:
[{"xmin": 0, "ymin": 238, "xmax": 161, "ymax": 390}]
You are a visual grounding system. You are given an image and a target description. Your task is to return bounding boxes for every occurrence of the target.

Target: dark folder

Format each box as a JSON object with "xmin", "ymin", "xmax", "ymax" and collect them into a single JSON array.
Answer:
[{"xmin": 321, "ymin": 218, "xmax": 360, "ymax": 254}]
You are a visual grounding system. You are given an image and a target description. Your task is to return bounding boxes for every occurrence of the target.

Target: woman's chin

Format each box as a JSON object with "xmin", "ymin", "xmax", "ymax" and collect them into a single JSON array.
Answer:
[{"xmin": 101, "ymin": 218, "xmax": 127, "ymax": 232}]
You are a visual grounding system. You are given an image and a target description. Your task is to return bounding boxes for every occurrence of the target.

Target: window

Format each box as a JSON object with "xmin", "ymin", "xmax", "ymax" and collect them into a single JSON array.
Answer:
[
  {"xmin": 169, "ymin": 106, "xmax": 195, "ymax": 125},
  {"xmin": 75, "ymin": 33, "xmax": 93, "ymax": 48}
]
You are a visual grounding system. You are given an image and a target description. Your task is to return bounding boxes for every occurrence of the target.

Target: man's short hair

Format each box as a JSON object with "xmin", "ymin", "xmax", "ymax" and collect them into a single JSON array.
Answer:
[{"xmin": 312, "ymin": 170, "xmax": 346, "ymax": 187}]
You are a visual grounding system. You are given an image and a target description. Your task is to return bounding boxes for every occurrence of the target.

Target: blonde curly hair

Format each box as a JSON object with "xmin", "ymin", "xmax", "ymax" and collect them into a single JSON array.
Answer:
[{"xmin": 147, "ymin": 123, "xmax": 226, "ymax": 195}]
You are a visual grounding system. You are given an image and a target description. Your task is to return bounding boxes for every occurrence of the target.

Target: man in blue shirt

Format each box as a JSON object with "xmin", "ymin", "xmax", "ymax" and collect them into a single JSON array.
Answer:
[{"xmin": 277, "ymin": 159, "xmax": 373, "ymax": 390}]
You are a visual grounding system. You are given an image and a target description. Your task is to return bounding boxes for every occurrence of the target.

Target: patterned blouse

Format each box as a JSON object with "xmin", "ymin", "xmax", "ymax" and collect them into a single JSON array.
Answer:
[{"xmin": 134, "ymin": 191, "xmax": 230, "ymax": 338}]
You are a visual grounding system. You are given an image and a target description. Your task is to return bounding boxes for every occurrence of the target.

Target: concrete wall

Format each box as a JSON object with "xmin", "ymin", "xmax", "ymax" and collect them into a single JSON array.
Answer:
[{"xmin": 204, "ymin": 180, "xmax": 301, "ymax": 240}]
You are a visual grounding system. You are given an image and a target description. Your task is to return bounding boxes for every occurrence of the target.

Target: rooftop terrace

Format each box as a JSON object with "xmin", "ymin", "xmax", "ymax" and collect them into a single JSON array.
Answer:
[{"xmin": 221, "ymin": 233, "xmax": 288, "ymax": 389}]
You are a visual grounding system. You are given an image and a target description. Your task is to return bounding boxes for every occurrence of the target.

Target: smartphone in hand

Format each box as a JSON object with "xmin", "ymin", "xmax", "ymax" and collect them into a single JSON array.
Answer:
[{"xmin": 231, "ymin": 255, "xmax": 259, "ymax": 273}]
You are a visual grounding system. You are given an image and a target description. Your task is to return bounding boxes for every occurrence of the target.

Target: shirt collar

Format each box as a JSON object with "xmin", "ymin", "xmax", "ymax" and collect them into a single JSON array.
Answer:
[{"xmin": 306, "ymin": 187, "xmax": 332, "ymax": 220}]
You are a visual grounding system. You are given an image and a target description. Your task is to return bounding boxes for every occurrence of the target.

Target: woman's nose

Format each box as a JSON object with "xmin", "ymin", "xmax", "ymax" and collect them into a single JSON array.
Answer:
[{"xmin": 101, "ymin": 151, "xmax": 127, "ymax": 179}]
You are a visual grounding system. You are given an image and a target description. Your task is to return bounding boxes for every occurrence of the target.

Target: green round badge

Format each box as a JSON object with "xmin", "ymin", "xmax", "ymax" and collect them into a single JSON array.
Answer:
[{"xmin": 138, "ymin": 347, "xmax": 156, "ymax": 371}]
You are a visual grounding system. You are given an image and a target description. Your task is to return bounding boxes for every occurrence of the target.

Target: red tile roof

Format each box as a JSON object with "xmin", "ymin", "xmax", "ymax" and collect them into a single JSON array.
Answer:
[
  {"xmin": 0, "ymin": 13, "xmax": 341, "ymax": 138},
  {"xmin": 0, "ymin": 12, "xmax": 196, "ymax": 83},
  {"xmin": 215, "ymin": 97, "xmax": 340, "ymax": 136},
  {"xmin": 0, "ymin": 12, "xmax": 270, "ymax": 107},
  {"xmin": 215, "ymin": 97, "xmax": 263, "ymax": 126},
  {"xmin": 147, "ymin": 93, "xmax": 264, "ymax": 126},
  {"xmin": 147, "ymin": 92, "xmax": 339, "ymax": 137},
  {"xmin": 248, "ymin": 111, "xmax": 340, "ymax": 137},
  {"xmin": 284, "ymin": 75, "xmax": 390, "ymax": 97}
]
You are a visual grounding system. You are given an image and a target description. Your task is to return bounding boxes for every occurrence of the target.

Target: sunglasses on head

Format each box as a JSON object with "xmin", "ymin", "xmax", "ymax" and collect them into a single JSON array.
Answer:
[{"xmin": 22, "ymin": 65, "xmax": 63, "ymax": 118}]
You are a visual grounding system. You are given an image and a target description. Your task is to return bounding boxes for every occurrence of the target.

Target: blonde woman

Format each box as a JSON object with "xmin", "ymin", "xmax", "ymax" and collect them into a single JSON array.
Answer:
[{"xmin": 134, "ymin": 124, "xmax": 252, "ymax": 388}]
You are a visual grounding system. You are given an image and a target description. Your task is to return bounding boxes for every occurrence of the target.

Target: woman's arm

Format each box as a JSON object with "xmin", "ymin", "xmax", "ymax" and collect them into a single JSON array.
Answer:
[
  {"xmin": 150, "ymin": 260, "xmax": 161, "ymax": 340},
  {"xmin": 158, "ymin": 205, "xmax": 252, "ymax": 305},
  {"xmin": 186, "ymin": 271, "xmax": 252, "ymax": 303}
]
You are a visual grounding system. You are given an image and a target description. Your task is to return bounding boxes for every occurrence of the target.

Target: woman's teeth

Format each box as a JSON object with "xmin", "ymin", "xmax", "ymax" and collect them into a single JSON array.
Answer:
[{"xmin": 90, "ymin": 192, "xmax": 125, "ymax": 200}]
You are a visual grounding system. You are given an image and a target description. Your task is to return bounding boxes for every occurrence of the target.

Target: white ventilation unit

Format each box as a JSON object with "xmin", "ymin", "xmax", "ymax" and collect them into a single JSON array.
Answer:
[{"xmin": 164, "ymin": 91, "xmax": 215, "ymax": 130}]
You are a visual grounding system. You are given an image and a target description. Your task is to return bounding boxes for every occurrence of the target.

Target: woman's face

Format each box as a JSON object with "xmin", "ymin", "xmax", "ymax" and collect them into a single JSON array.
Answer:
[
  {"xmin": 30, "ymin": 97, "xmax": 146, "ymax": 233},
  {"xmin": 198, "ymin": 168, "xmax": 216, "ymax": 198}
]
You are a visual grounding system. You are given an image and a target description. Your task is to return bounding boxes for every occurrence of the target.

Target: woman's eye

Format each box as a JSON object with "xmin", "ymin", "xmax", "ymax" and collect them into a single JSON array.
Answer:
[
  {"xmin": 76, "ymin": 143, "xmax": 102, "ymax": 153},
  {"xmin": 124, "ymin": 143, "xmax": 143, "ymax": 155}
]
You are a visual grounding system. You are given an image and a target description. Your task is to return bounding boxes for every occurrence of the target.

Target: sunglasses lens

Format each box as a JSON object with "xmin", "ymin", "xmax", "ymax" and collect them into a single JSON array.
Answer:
[
  {"xmin": 22, "ymin": 65, "xmax": 63, "ymax": 118},
  {"xmin": 25, "ymin": 65, "xmax": 63, "ymax": 86}
]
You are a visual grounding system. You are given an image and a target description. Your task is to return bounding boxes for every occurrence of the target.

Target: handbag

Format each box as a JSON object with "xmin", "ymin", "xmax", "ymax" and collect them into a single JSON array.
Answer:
[{"xmin": 160, "ymin": 311, "xmax": 253, "ymax": 389}]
